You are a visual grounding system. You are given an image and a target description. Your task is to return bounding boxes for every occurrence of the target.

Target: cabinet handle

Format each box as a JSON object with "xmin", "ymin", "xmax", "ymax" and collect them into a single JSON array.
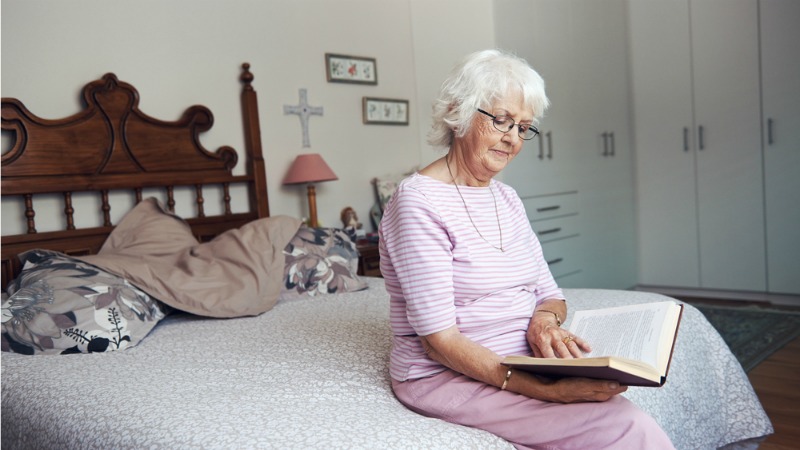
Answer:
[
  {"xmin": 698, "ymin": 125, "xmax": 705, "ymax": 150},
  {"xmin": 609, "ymin": 132, "xmax": 615, "ymax": 156},
  {"xmin": 536, "ymin": 205, "xmax": 561, "ymax": 213},
  {"xmin": 537, "ymin": 132, "xmax": 544, "ymax": 160},
  {"xmin": 602, "ymin": 132, "xmax": 609, "ymax": 156},
  {"xmin": 546, "ymin": 131, "xmax": 553, "ymax": 159},
  {"xmin": 767, "ymin": 118, "xmax": 774, "ymax": 145},
  {"xmin": 683, "ymin": 127, "xmax": 689, "ymax": 152},
  {"xmin": 546, "ymin": 257, "xmax": 563, "ymax": 265},
  {"xmin": 538, "ymin": 227, "xmax": 562, "ymax": 235}
]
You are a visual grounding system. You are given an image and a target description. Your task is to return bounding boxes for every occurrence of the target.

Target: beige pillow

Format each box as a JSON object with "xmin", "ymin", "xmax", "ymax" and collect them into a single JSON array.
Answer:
[{"xmin": 80, "ymin": 198, "xmax": 302, "ymax": 318}]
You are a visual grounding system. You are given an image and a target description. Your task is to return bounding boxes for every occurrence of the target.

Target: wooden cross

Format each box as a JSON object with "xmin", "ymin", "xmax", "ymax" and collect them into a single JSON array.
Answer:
[{"xmin": 283, "ymin": 88, "xmax": 323, "ymax": 148}]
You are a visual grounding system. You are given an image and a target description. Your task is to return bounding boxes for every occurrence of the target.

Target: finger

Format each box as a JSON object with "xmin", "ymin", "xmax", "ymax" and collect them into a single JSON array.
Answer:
[
  {"xmin": 565, "ymin": 340, "xmax": 584, "ymax": 358},
  {"xmin": 599, "ymin": 382, "xmax": 628, "ymax": 398},
  {"xmin": 538, "ymin": 343, "xmax": 557, "ymax": 358},
  {"xmin": 555, "ymin": 340, "xmax": 575, "ymax": 359},
  {"xmin": 556, "ymin": 334, "xmax": 580, "ymax": 357},
  {"xmin": 570, "ymin": 334, "xmax": 593, "ymax": 353},
  {"xmin": 587, "ymin": 380, "xmax": 628, "ymax": 401}
]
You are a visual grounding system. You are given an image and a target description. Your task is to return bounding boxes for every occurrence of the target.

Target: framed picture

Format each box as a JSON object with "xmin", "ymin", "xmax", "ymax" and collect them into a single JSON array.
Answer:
[
  {"xmin": 362, "ymin": 97, "xmax": 409, "ymax": 125},
  {"xmin": 325, "ymin": 53, "xmax": 377, "ymax": 85}
]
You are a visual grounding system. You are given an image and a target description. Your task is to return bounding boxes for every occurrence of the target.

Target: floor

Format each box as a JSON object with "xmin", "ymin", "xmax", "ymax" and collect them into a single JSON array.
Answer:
[{"xmin": 747, "ymin": 336, "xmax": 800, "ymax": 450}]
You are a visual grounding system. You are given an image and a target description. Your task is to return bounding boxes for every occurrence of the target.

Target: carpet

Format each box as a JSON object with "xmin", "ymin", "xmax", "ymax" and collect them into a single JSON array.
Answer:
[{"xmin": 693, "ymin": 304, "xmax": 800, "ymax": 372}]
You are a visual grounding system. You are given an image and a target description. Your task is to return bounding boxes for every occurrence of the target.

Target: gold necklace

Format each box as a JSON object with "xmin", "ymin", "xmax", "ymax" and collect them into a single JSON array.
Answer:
[{"xmin": 445, "ymin": 157, "xmax": 504, "ymax": 252}]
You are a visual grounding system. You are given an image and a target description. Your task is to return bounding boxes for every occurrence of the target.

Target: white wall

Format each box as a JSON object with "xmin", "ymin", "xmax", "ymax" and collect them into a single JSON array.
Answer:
[{"xmin": 1, "ymin": 0, "xmax": 493, "ymax": 234}]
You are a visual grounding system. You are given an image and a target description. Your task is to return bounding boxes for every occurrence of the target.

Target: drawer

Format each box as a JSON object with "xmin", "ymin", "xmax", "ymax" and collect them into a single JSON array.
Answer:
[
  {"xmin": 540, "ymin": 236, "xmax": 582, "ymax": 279},
  {"xmin": 521, "ymin": 191, "xmax": 579, "ymax": 222},
  {"xmin": 531, "ymin": 214, "xmax": 580, "ymax": 244}
]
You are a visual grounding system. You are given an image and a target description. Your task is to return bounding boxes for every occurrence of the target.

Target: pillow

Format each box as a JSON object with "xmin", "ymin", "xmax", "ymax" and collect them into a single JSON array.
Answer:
[
  {"xmin": 280, "ymin": 226, "xmax": 368, "ymax": 299},
  {"xmin": 1, "ymin": 249, "xmax": 168, "ymax": 355},
  {"xmin": 374, "ymin": 178, "xmax": 401, "ymax": 212},
  {"xmin": 373, "ymin": 167, "xmax": 417, "ymax": 212},
  {"xmin": 79, "ymin": 198, "xmax": 302, "ymax": 318}
]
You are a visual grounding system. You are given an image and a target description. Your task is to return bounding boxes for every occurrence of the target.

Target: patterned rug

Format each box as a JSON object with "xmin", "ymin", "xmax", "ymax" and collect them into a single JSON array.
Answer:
[{"xmin": 693, "ymin": 304, "xmax": 800, "ymax": 372}]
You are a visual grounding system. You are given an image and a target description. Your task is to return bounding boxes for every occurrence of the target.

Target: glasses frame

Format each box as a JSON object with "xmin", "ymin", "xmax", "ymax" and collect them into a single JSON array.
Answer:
[{"xmin": 477, "ymin": 108, "xmax": 539, "ymax": 140}]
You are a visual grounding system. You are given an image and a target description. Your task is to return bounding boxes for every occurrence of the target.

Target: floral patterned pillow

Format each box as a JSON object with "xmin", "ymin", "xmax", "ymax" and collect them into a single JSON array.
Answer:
[
  {"xmin": 374, "ymin": 178, "xmax": 400, "ymax": 212},
  {"xmin": 280, "ymin": 226, "xmax": 367, "ymax": 299},
  {"xmin": 1, "ymin": 249, "xmax": 169, "ymax": 355}
]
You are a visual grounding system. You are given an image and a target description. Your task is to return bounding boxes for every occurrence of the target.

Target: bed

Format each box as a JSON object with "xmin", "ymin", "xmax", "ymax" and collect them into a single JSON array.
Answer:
[{"xmin": 1, "ymin": 66, "xmax": 773, "ymax": 449}]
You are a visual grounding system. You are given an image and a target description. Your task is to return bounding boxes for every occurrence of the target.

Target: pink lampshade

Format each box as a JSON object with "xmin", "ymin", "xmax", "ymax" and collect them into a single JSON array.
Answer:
[{"xmin": 282, "ymin": 153, "xmax": 338, "ymax": 185}]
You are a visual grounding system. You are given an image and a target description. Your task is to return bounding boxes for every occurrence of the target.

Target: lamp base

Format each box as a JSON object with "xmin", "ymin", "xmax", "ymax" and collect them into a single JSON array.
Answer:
[{"xmin": 306, "ymin": 184, "xmax": 318, "ymax": 227}]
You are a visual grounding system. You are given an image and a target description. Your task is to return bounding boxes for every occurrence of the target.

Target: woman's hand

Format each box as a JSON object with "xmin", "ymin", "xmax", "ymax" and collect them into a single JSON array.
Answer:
[
  {"xmin": 539, "ymin": 376, "xmax": 628, "ymax": 403},
  {"xmin": 527, "ymin": 309, "xmax": 591, "ymax": 358}
]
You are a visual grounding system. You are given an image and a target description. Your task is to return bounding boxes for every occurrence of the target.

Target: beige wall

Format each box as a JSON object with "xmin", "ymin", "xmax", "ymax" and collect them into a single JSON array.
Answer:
[{"xmin": 1, "ymin": 0, "xmax": 494, "ymax": 233}]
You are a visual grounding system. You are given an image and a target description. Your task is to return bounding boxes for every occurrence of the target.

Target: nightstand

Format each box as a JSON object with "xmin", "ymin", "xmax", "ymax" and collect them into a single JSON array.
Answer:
[{"xmin": 356, "ymin": 242, "xmax": 381, "ymax": 277}]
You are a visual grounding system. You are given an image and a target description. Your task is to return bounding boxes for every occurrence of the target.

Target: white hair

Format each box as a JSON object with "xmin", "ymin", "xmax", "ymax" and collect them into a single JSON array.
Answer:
[{"xmin": 427, "ymin": 49, "xmax": 550, "ymax": 149}]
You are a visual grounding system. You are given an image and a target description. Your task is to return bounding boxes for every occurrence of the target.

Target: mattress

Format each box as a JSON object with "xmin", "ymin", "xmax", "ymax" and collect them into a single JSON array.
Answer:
[{"xmin": 1, "ymin": 278, "xmax": 772, "ymax": 449}]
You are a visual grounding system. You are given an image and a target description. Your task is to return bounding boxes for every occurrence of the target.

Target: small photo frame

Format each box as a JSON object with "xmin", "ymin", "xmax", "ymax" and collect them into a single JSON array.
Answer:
[
  {"xmin": 325, "ymin": 53, "xmax": 377, "ymax": 85},
  {"xmin": 362, "ymin": 97, "xmax": 409, "ymax": 125}
]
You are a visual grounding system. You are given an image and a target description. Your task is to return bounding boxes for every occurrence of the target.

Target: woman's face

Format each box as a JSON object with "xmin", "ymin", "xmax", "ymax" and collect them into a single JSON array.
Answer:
[{"xmin": 459, "ymin": 91, "xmax": 532, "ymax": 180}]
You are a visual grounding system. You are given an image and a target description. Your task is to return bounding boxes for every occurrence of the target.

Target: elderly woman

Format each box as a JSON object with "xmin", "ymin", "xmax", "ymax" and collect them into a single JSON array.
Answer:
[{"xmin": 378, "ymin": 49, "xmax": 674, "ymax": 449}]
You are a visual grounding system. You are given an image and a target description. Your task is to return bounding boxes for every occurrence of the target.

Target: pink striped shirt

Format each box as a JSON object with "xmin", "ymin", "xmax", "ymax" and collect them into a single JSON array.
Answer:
[{"xmin": 379, "ymin": 173, "xmax": 564, "ymax": 381}]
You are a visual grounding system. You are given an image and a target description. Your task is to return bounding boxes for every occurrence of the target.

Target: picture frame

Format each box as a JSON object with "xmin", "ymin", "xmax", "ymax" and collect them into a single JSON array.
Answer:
[
  {"xmin": 325, "ymin": 53, "xmax": 378, "ymax": 85},
  {"xmin": 362, "ymin": 97, "xmax": 409, "ymax": 125}
]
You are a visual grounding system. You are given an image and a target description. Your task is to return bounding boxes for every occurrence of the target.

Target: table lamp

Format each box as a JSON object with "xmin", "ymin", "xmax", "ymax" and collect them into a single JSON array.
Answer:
[{"xmin": 283, "ymin": 153, "xmax": 338, "ymax": 227}]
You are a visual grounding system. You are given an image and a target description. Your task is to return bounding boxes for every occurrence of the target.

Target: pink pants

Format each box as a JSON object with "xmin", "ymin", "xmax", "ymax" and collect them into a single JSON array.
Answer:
[{"xmin": 392, "ymin": 370, "xmax": 675, "ymax": 450}]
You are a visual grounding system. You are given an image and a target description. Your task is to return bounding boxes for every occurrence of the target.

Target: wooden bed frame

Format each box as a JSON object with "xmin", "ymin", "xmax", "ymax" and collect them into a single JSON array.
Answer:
[{"xmin": 1, "ymin": 63, "xmax": 270, "ymax": 289}]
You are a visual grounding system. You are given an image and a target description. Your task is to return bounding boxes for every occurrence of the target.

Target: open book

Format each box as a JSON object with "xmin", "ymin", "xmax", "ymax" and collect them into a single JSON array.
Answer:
[{"xmin": 502, "ymin": 301, "xmax": 684, "ymax": 387}]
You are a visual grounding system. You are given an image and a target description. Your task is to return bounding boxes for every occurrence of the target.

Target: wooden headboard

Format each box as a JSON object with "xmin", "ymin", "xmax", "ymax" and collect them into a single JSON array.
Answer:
[{"xmin": 1, "ymin": 63, "xmax": 270, "ymax": 288}]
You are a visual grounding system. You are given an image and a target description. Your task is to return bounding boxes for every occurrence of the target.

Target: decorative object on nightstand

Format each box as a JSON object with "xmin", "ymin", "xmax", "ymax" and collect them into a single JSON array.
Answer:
[
  {"xmin": 341, "ymin": 206, "xmax": 365, "ymax": 242},
  {"xmin": 283, "ymin": 153, "xmax": 338, "ymax": 228}
]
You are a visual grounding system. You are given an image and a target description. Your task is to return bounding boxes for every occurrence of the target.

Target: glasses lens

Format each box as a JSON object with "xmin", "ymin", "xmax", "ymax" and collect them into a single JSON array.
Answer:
[
  {"xmin": 492, "ymin": 116, "xmax": 514, "ymax": 133},
  {"xmin": 520, "ymin": 125, "xmax": 538, "ymax": 140}
]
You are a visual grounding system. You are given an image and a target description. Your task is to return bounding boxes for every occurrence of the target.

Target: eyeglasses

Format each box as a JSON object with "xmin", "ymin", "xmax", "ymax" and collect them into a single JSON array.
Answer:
[{"xmin": 477, "ymin": 109, "xmax": 539, "ymax": 140}]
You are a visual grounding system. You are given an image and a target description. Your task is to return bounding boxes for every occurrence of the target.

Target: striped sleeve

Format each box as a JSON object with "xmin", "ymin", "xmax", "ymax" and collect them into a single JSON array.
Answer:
[{"xmin": 380, "ymin": 184, "xmax": 457, "ymax": 336}]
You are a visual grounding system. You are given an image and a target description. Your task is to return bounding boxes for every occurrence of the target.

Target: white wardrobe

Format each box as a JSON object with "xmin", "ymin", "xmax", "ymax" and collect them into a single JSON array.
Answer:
[{"xmin": 629, "ymin": 0, "xmax": 800, "ymax": 296}]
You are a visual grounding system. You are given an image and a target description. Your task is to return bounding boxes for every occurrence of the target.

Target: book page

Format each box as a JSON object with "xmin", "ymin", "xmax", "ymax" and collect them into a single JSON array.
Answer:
[{"xmin": 568, "ymin": 302, "xmax": 675, "ymax": 370}]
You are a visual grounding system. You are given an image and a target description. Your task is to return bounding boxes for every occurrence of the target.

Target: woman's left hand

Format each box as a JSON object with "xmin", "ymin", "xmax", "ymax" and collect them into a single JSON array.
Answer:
[{"xmin": 527, "ymin": 314, "xmax": 591, "ymax": 359}]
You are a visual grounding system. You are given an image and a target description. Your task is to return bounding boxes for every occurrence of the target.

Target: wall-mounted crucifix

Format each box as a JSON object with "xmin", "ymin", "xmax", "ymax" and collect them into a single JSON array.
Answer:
[{"xmin": 283, "ymin": 88, "xmax": 323, "ymax": 148}]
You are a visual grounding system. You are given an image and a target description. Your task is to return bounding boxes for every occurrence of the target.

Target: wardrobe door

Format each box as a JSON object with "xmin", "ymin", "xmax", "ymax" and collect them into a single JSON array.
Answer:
[
  {"xmin": 572, "ymin": 0, "xmax": 637, "ymax": 289},
  {"xmin": 691, "ymin": 0, "xmax": 765, "ymax": 291},
  {"xmin": 761, "ymin": 0, "xmax": 800, "ymax": 294},
  {"xmin": 628, "ymin": 0, "xmax": 700, "ymax": 287}
]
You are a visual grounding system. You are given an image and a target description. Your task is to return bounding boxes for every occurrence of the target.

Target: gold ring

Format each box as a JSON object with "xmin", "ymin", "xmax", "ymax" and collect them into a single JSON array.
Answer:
[{"xmin": 562, "ymin": 336, "xmax": 573, "ymax": 344}]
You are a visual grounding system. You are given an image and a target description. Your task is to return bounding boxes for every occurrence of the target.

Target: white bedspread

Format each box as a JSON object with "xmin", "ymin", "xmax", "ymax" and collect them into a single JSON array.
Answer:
[{"xmin": 1, "ymin": 278, "xmax": 772, "ymax": 449}]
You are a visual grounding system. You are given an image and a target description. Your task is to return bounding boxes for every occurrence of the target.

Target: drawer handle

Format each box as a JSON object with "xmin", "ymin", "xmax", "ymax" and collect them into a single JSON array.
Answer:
[
  {"xmin": 538, "ymin": 227, "xmax": 562, "ymax": 235},
  {"xmin": 547, "ymin": 257, "xmax": 563, "ymax": 265},
  {"xmin": 537, "ymin": 205, "xmax": 561, "ymax": 213}
]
